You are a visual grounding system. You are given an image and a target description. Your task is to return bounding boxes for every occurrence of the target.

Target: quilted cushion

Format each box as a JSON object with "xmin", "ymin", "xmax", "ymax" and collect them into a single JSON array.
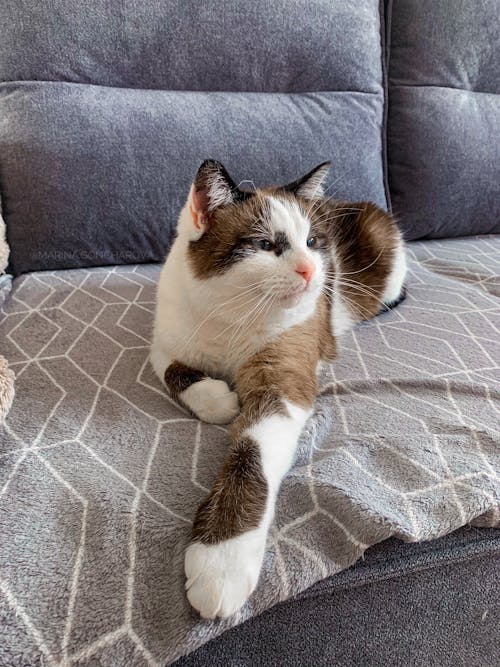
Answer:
[
  {"xmin": 0, "ymin": 0, "xmax": 387, "ymax": 275},
  {"xmin": 387, "ymin": 0, "xmax": 500, "ymax": 239}
]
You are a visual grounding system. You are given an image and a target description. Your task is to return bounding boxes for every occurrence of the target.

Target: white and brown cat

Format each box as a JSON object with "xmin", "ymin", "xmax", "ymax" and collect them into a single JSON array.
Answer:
[{"xmin": 151, "ymin": 160, "xmax": 407, "ymax": 619}]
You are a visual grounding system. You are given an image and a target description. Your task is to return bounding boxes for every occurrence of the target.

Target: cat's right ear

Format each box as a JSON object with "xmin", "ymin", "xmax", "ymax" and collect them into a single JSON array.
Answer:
[{"xmin": 187, "ymin": 160, "xmax": 240, "ymax": 237}]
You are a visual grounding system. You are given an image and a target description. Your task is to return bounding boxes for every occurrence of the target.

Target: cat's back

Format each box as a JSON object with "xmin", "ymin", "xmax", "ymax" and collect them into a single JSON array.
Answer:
[{"xmin": 310, "ymin": 199, "xmax": 406, "ymax": 337}]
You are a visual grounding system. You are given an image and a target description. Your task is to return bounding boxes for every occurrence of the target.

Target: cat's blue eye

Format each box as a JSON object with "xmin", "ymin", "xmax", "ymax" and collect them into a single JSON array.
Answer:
[
  {"xmin": 307, "ymin": 236, "xmax": 316, "ymax": 248},
  {"xmin": 257, "ymin": 239, "xmax": 274, "ymax": 251}
]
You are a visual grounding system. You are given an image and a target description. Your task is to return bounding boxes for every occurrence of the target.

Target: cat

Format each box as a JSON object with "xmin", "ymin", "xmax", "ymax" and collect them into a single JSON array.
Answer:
[{"xmin": 151, "ymin": 159, "xmax": 407, "ymax": 619}]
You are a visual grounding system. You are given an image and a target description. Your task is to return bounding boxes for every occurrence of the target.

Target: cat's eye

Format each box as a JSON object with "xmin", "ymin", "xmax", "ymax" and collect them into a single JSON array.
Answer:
[
  {"xmin": 257, "ymin": 239, "xmax": 274, "ymax": 251},
  {"xmin": 307, "ymin": 236, "xmax": 316, "ymax": 248}
]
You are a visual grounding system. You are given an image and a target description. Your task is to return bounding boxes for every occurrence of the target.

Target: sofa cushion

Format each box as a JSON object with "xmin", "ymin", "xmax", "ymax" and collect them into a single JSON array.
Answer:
[
  {"xmin": 175, "ymin": 535, "xmax": 500, "ymax": 666},
  {"xmin": 0, "ymin": 83, "xmax": 386, "ymax": 275},
  {"xmin": 0, "ymin": 1, "xmax": 383, "ymax": 93},
  {"xmin": 0, "ymin": 1, "xmax": 388, "ymax": 275},
  {"xmin": 387, "ymin": 0, "xmax": 500, "ymax": 239},
  {"xmin": 0, "ymin": 236, "xmax": 498, "ymax": 664}
]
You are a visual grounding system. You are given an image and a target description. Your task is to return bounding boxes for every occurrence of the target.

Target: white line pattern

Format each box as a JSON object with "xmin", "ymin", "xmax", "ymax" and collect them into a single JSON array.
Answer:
[{"xmin": 0, "ymin": 239, "xmax": 499, "ymax": 665}]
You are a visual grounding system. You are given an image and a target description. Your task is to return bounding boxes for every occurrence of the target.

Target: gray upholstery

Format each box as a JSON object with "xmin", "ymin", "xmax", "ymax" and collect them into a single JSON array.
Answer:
[
  {"xmin": 176, "ymin": 532, "xmax": 500, "ymax": 666},
  {"xmin": 0, "ymin": 83, "xmax": 386, "ymax": 276},
  {"xmin": 387, "ymin": 0, "xmax": 500, "ymax": 239},
  {"xmin": 2, "ymin": 1, "xmax": 499, "ymax": 272},
  {"xmin": 0, "ymin": 1, "xmax": 384, "ymax": 93},
  {"xmin": 0, "ymin": 0, "xmax": 387, "ymax": 275}
]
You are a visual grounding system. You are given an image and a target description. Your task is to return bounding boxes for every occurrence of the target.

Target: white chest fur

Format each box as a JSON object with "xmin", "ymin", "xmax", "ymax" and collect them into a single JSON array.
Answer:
[{"xmin": 151, "ymin": 237, "xmax": 315, "ymax": 383}]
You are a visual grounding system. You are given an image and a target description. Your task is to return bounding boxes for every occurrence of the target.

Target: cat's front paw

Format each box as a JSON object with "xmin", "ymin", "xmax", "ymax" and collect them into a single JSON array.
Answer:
[
  {"xmin": 182, "ymin": 378, "xmax": 239, "ymax": 425},
  {"xmin": 184, "ymin": 532, "xmax": 265, "ymax": 619}
]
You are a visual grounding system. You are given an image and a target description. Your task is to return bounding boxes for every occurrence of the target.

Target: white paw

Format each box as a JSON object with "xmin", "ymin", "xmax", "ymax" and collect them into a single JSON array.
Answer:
[
  {"xmin": 181, "ymin": 378, "xmax": 240, "ymax": 425},
  {"xmin": 184, "ymin": 531, "xmax": 265, "ymax": 619}
]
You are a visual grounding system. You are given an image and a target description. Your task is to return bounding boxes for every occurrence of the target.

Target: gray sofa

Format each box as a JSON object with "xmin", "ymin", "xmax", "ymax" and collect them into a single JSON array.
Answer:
[{"xmin": 0, "ymin": 1, "xmax": 499, "ymax": 665}]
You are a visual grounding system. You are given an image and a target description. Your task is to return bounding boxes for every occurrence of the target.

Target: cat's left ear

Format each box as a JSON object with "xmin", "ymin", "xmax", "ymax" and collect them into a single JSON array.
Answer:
[
  {"xmin": 188, "ymin": 159, "xmax": 241, "ymax": 235},
  {"xmin": 281, "ymin": 161, "xmax": 331, "ymax": 201}
]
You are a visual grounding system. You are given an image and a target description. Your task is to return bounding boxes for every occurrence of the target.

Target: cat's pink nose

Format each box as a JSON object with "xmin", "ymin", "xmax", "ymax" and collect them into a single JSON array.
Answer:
[{"xmin": 295, "ymin": 262, "xmax": 315, "ymax": 285}]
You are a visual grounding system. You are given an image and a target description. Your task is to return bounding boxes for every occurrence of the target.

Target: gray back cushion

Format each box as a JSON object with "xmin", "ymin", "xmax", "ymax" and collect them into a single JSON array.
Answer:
[
  {"xmin": 0, "ymin": 1, "xmax": 387, "ymax": 275},
  {"xmin": 387, "ymin": 0, "xmax": 500, "ymax": 239}
]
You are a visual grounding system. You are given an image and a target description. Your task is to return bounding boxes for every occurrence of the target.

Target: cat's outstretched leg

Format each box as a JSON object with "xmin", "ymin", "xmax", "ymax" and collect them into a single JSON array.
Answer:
[
  {"xmin": 184, "ymin": 346, "xmax": 316, "ymax": 618},
  {"xmin": 185, "ymin": 401, "xmax": 311, "ymax": 618},
  {"xmin": 150, "ymin": 347, "xmax": 239, "ymax": 425}
]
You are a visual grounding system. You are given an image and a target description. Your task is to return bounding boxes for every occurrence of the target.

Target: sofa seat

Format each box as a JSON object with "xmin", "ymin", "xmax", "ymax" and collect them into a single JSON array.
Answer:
[{"xmin": 0, "ymin": 236, "xmax": 498, "ymax": 665}]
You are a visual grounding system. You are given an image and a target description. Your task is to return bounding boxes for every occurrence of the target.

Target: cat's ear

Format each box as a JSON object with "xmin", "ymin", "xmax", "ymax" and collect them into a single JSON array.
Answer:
[
  {"xmin": 282, "ymin": 161, "xmax": 331, "ymax": 201},
  {"xmin": 188, "ymin": 160, "xmax": 240, "ymax": 233}
]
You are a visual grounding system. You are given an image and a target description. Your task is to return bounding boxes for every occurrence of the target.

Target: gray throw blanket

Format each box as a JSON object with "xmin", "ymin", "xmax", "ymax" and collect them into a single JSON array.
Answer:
[{"xmin": 0, "ymin": 237, "xmax": 498, "ymax": 665}]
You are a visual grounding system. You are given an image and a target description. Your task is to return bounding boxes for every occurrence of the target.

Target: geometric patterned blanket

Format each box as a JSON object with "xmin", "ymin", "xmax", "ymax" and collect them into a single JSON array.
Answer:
[{"xmin": 0, "ymin": 236, "xmax": 498, "ymax": 665}]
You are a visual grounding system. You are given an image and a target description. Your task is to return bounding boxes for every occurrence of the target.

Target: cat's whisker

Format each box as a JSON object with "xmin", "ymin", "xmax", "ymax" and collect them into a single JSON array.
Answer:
[
  {"xmin": 336, "ymin": 275, "xmax": 385, "ymax": 289},
  {"xmin": 310, "ymin": 207, "xmax": 363, "ymax": 223},
  {"xmin": 337, "ymin": 282, "xmax": 383, "ymax": 301},
  {"xmin": 322, "ymin": 285, "xmax": 378, "ymax": 320},
  {"xmin": 308, "ymin": 209, "xmax": 364, "ymax": 230},
  {"xmin": 213, "ymin": 291, "xmax": 269, "ymax": 343},
  {"xmin": 226, "ymin": 288, "xmax": 275, "ymax": 349},
  {"xmin": 324, "ymin": 272, "xmax": 385, "ymax": 296},
  {"xmin": 338, "ymin": 248, "xmax": 386, "ymax": 275},
  {"xmin": 233, "ymin": 279, "xmax": 268, "ymax": 291},
  {"xmin": 237, "ymin": 179, "xmax": 257, "ymax": 192},
  {"xmin": 324, "ymin": 248, "xmax": 387, "ymax": 280},
  {"xmin": 217, "ymin": 285, "xmax": 275, "ymax": 342},
  {"xmin": 328, "ymin": 276, "xmax": 383, "ymax": 300},
  {"xmin": 179, "ymin": 284, "xmax": 264, "ymax": 351},
  {"xmin": 245, "ymin": 289, "xmax": 281, "ymax": 338},
  {"xmin": 317, "ymin": 206, "xmax": 363, "ymax": 216},
  {"xmin": 337, "ymin": 281, "xmax": 385, "ymax": 298}
]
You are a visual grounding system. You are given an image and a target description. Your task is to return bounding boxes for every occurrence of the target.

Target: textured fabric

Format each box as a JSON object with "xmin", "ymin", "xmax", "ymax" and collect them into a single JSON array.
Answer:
[
  {"xmin": 388, "ymin": 0, "xmax": 499, "ymax": 92},
  {"xmin": 0, "ymin": 82, "xmax": 386, "ymax": 276},
  {"xmin": 0, "ymin": 0, "xmax": 383, "ymax": 93},
  {"xmin": 0, "ymin": 355, "xmax": 14, "ymax": 424},
  {"xmin": 0, "ymin": 236, "xmax": 498, "ymax": 665},
  {"xmin": 0, "ymin": 0, "xmax": 388, "ymax": 275},
  {"xmin": 0, "ymin": 211, "xmax": 14, "ymax": 422},
  {"xmin": 389, "ymin": 86, "xmax": 500, "ymax": 239},
  {"xmin": 0, "ymin": 212, "xmax": 11, "ymax": 304},
  {"xmin": 0, "ymin": 276, "xmax": 10, "ymax": 308},
  {"xmin": 0, "ymin": 210, "xmax": 8, "ymax": 274},
  {"xmin": 176, "ymin": 547, "xmax": 500, "ymax": 666},
  {"xmin": 387, "ymin": 0, "xmax": 500, "ymax": 239}
]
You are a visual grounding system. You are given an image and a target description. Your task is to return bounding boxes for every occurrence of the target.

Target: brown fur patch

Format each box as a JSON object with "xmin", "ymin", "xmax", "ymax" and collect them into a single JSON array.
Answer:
[
  {"xmin": 309, "ymin": 199, "xmax": 401, "ymax": 322},
  {"xmin": 235, "ymin": 292, "xmax": 335, "ymax": 411},
  {"xmin": 192, "ymin": 435, "xmax": 268, "ymax": 543},
  {"xmin": 192, "ymin": 295, "xmax": 336, "ymax": 543},
  {"xmin": 164, "ymin": 362, "xmax": 206, "ymax": 399},
  {"xmin": 188, "ymin": 194, "xmax": 271, "ymax": 279},
  {"xmin": 227, "ymin": 294, "xmax": 336, "ymax": 452}
]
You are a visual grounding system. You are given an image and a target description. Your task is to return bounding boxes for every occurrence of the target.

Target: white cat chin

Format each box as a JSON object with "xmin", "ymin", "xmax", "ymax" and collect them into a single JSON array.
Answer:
[
  {"xmin": 278, "ymin": 285, "xmax": 320, "ymax": 310},
  {"xmin": 279, "ymin": 292, "xmax": 306, "ymax": 309}
]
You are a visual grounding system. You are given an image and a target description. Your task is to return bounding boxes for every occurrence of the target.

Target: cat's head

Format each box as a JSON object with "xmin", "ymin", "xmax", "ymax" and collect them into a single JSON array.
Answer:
[{"xmin": 180, "ymin": 159, "xmax": 331, "ymax": 314}]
